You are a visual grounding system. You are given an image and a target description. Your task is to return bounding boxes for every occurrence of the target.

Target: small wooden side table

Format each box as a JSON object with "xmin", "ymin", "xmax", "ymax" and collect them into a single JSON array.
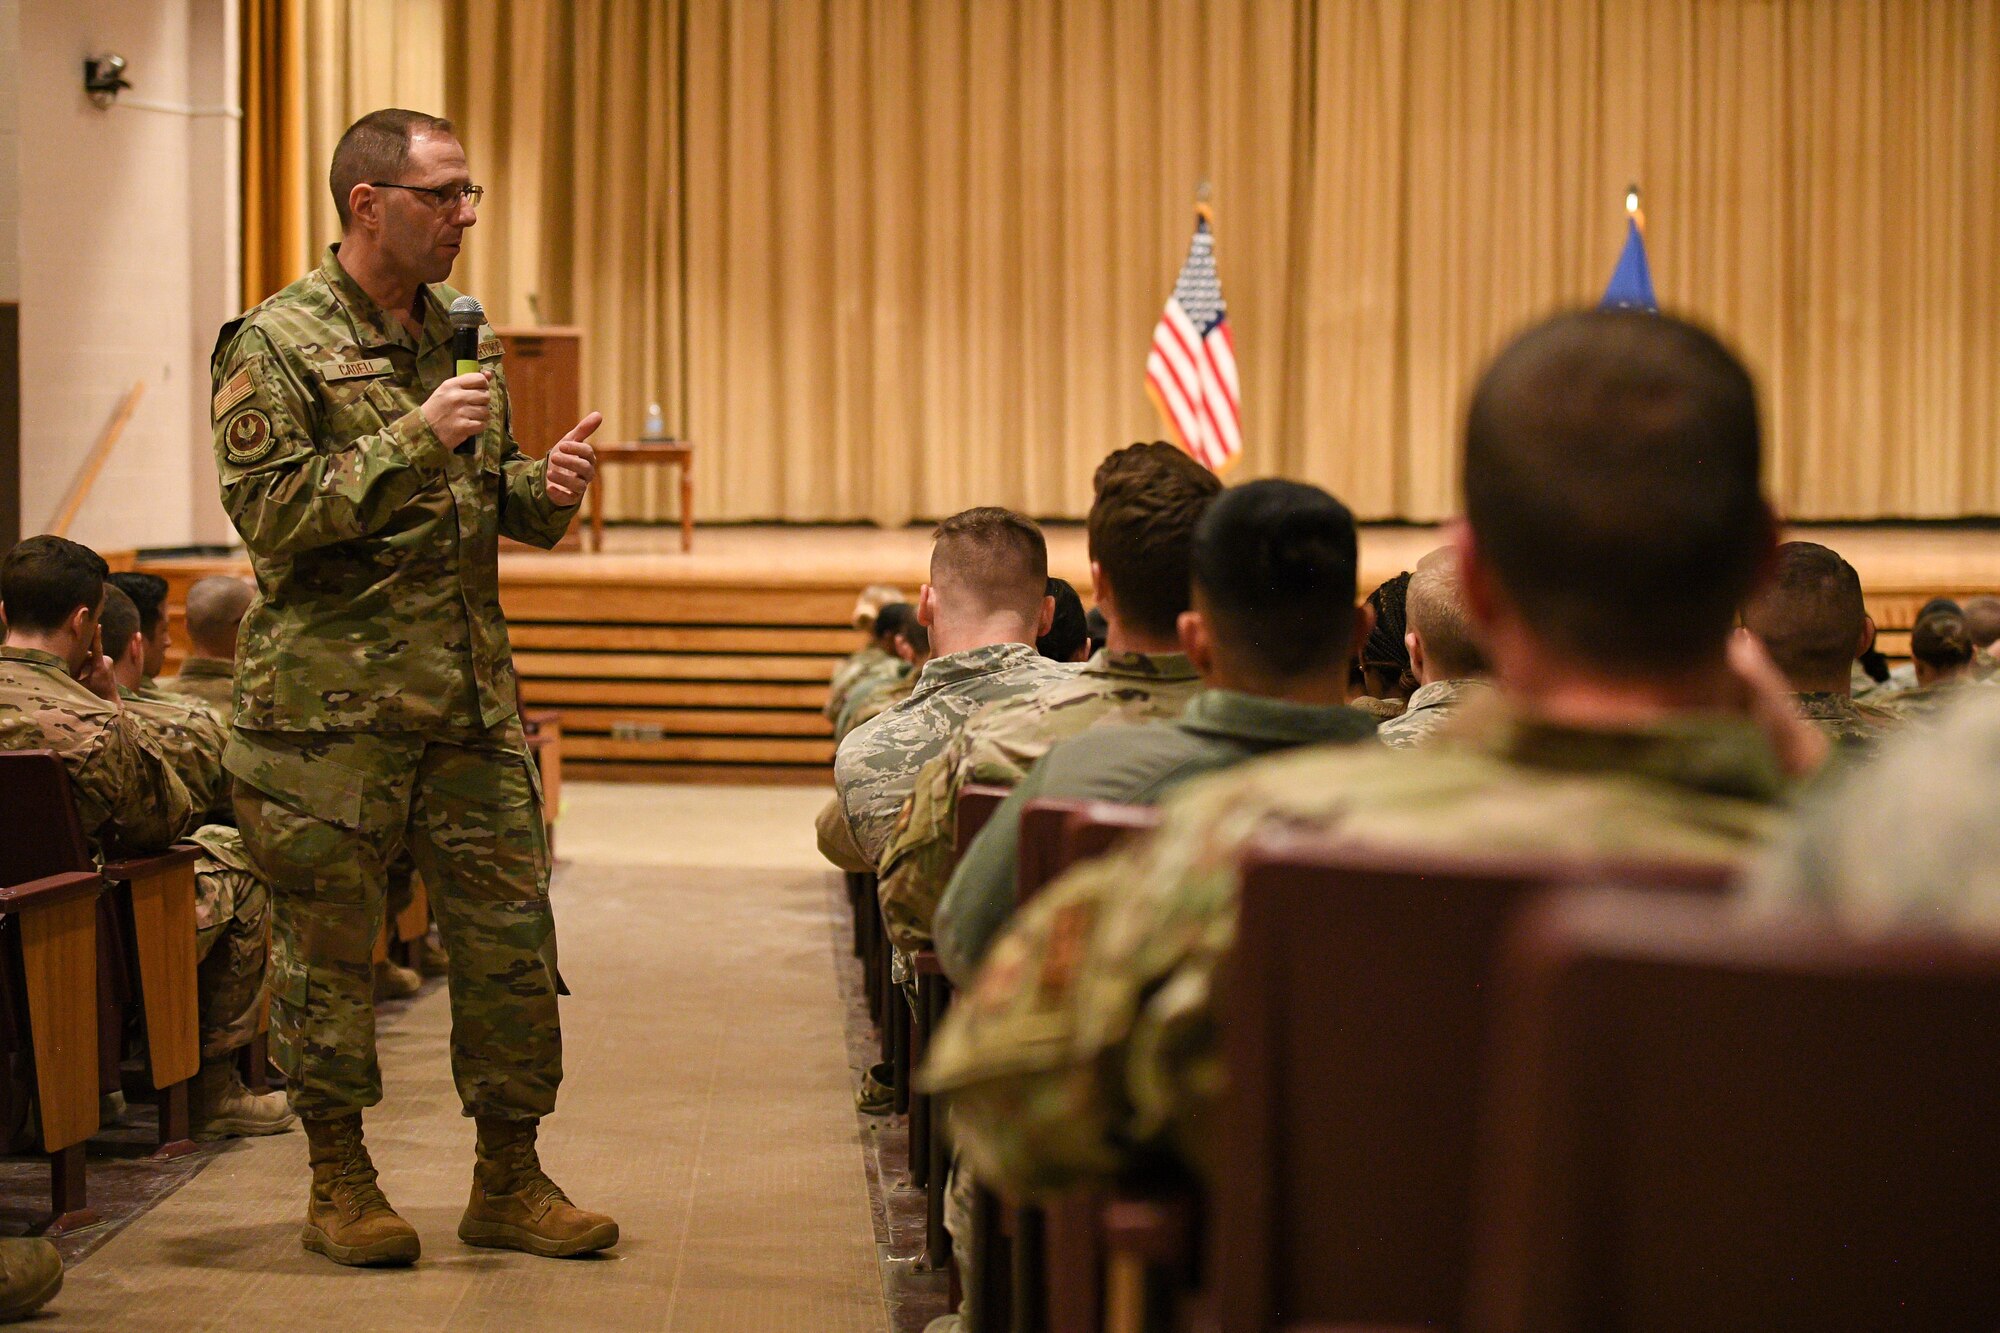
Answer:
[{"xmin": 591, "ymin": 439, "xmax": 694, "ymax": 553}]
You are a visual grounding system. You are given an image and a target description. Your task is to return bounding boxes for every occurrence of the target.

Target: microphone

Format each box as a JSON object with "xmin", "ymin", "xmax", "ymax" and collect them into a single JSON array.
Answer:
[
  {"xmin": 448, "ymin": 295, "xmax": 486, "ymax": 454},
  {"xmin": 448, "ymin": 295, "xmax": 484, "ymax": 377}
]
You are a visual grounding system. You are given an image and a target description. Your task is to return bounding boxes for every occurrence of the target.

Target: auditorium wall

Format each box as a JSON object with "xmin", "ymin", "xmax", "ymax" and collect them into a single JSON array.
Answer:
[
  {"xmin": 13, "ymin": 0, "xmax": 238, "ymax": 551},
  {"xmin": 429, "ymin": 0, "xmax": 1998, "ymax": 528}
]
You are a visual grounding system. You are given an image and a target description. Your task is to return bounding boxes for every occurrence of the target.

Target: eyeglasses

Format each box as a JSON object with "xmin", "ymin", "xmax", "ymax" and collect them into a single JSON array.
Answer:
[{"xmin": 370, "ymin": 181, "xmax": 485, "ymax": 211}]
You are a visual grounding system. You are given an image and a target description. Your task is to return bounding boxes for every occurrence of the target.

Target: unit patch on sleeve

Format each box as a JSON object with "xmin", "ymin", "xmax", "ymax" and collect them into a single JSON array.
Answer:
[
  {"xmin": 223, "ymin": 408, "xmax": 277, "ymax": 465},
  {"xmin": 212, "ymin": 368, "xmax": 255, "ymax": 423}
]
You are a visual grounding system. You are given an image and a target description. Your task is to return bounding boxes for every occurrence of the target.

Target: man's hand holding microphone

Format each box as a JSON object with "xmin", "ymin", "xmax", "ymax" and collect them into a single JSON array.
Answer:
[{"xmin": 420, "ymin": 373, "xmax": 600, "ymax": 509}]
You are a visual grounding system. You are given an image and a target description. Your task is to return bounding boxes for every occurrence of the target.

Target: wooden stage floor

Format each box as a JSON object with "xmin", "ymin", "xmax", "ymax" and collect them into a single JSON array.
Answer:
[
  {"xmin": 523, "ymin": 520, "xmax": 2000, "ymax": 604},
  {"xmin": 141, "ymin": 520, "xmax": 2000, "ymax": 784}
]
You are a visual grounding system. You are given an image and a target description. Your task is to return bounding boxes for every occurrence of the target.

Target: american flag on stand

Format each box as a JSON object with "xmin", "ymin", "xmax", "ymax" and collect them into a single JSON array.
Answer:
[{"xmin": 1146, "ymin": 208, "xmax": 1240, "ymax": 471}]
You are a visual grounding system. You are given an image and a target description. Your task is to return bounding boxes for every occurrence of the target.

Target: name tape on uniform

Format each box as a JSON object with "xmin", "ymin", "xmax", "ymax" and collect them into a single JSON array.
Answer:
[
  {"xmin": 476, "ymin": 337, "xmax": 504, "ymax": 361},
  {"xmin": 321, "ymin": 357, "xmax": 394, "ymax": 383}
]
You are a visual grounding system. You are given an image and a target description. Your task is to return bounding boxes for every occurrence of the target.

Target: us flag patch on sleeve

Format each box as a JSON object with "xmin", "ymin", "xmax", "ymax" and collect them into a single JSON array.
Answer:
[{"xmin": 212, "ymin": 368, "xmax": 255, "ymax": 422}]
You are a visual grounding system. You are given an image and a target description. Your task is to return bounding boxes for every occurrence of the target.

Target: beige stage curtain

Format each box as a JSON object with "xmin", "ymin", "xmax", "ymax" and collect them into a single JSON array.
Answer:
[
  {"xmin": 298, "ymin": 0, "xmax": 449, "ymax": 273},
  {"xmin": 240, "ymin": 0, "xmax": 306, "ymax": 307},
  {"xmin": 431, "ymin": 0, "xmax": 1997, "ymax": 525}
]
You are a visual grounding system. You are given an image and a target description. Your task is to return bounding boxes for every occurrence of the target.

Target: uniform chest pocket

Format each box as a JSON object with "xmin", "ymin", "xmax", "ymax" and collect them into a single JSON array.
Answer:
[{"xmin": 319, "ymin": 374, "xmax": 401, "ymax": 440}]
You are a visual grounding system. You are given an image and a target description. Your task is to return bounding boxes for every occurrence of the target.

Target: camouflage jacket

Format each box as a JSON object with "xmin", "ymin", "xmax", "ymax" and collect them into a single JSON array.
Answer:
[
  {"xmin": 837, "ymin": 667, "xmax": 914, "ymax": 741},
  {"xmin": 158, "ymin": 656, "xmax": 237, "ymax": 723},
  {"xmin": 876, "ymin": 651, "xmax": 1203, "ymax": 953},
  {"xmin": 209, "ymin": 245, "xmax": 574, "ymax": 734},
  {"xmin": 826, "ymin": 642, "xmax": 1074, "ymax": 869},
  {"xmin": 1375, "ymin": 678, "xmax": 1492, "ymax": 749},
  {"xmin": 1875, "ymin": 677, "xmax": 1981, "ymax": 723},
  {"xmin": 1748, "ymin": 689, "xmax": 2000, "ymax": 934},
  {"xmin": 1854, "ymin": 662, "xmax": 1917, "ymax": 704},
  {"xmin": 921, "ymin": 698, "xmax": 1793, "ymax": 1197},
  {"xmin": 1349, "ymin": 695, "xmax": 1407, "ymax": 722},
  {"xmin": 121, "ymin": 685, "xmax": 232, "ymax": 827},
  {"xmin": 935, "ymin": 689, "xmax": 1382, "ymax": 985},
  {"xmin": 1793, "ymin": 691, "xmax": 1902, "ymax": 750},
  {"xmin": 0, "ymin": 646, "xmax": 194, "ymax": 854},
  {"xmin": 826, "ymin": 644, "xmax": 897, "ymax": 722}
]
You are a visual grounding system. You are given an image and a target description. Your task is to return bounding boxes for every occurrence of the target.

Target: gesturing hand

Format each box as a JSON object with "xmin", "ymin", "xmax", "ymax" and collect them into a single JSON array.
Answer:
[{"xmin": 545, "ymin": 412, "xmax": 603, "ymax": 507}]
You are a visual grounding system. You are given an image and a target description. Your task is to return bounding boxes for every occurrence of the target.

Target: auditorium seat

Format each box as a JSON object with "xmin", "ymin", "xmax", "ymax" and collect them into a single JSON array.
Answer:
[
  {"xmin": 1467, "ymin": 886, "xmax": 2000, "ymax": 1333},
  {"xmin": 910, "ymin": 782, "xmax": 1012, "ymax": 1276},
  {"xmin": 0, "ymin": 855, "xmax": 106, "ymax": 1234},
  {"xmin": 1134, "ymin": 838, "xmax": 1733, "ymax": 1333},
  {"xmin": 984, "ymin": 799, "xmax": 1162, "ymax": 1333},
  {"xmin": 0, "ymin": 751, "xmax": 204, "ymax": 1155}
]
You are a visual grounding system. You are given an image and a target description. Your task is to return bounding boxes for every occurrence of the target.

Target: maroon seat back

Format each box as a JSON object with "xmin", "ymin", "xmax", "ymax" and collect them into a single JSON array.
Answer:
[
  {"xmin": 1468, "ymin": 887, "xmax": 2000, "ymax": 1333},
  {"xmin": 1062, "ymin": 801, "xmax": 1160, "ymax": 871},
  {"xmin": 1215, "ymin": 838, "xmax": 1734, "ymax": 1333},
  {"xmin": 955, "ymin": 783, "xmax": 1011, "ymax": 862},
  {"xmin": 1016, "ymin": 798, "xmax": 1090, "ymax": 904},
  {"xmin": 0, "ymin": 751, "xmax": 95, "ymax": 883}
]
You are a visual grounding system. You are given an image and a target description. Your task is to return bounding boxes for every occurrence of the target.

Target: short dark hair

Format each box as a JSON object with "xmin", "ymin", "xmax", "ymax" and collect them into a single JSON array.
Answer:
[
  {"xmin": 1463, "ymin": 309, "xmax": 1768, "ymax": 674},
  {"xmin": 873, "ymin": 602, "xmax": 915, "ymax": 646},
  {"xmin": 1191, "ymin": 479, "xmax": 1359, "ymax": 678},
  {"xmin": 1741, "ymin": 542, "xmax": 1866, "ymax": 687},
  {"xmin": 1086, "ymin": 442, "xmax": 1221, "ymax": 638},
  {"xmin": 930, "ymin": 507, "xmax": 1049, "ymax": 618},
  {"xmin": 897, "ymin": 618, "xmax": 930, "ymax": 659},
  {"xmin": 1912, "ymin": 610, "xmax": 1975, "ymax": 672},
  {"xmin": 2, "ymin": 536, "xmax": 109, "ymax": 634},
  {"xmin": 98, "ymin": 584, "xmax": 142, "ymax": 659},
  {"xmin": 107, "ymin": 571, "xmax": 169, "ymax": 637},
  {"xmin": 1038, "ymin": 578, "xmax": 1090, "ymax": 662},
  {"xmin": 331, "ymin": 109, "xmax": 456, "ymax": 229}
]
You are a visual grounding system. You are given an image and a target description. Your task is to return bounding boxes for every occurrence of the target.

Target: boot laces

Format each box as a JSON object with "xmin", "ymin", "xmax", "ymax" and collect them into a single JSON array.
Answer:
[
  {"xmin": 492, "ymin": 1138, "xmax": 572, "ymax": 1207},
  {"xmin": 315, "ymin": 1128, "xmax": 395, "ymax": 1220}
]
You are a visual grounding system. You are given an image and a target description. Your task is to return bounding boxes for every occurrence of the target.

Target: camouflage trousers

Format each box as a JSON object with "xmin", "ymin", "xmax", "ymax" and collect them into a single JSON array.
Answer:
[
  {"xmin": 187, "ymin": 825, "xmax": 270, "ymax": 1060},
  {"xmin": 228, "ymin": 719, "xmax": 560, "ymax": 1121}
]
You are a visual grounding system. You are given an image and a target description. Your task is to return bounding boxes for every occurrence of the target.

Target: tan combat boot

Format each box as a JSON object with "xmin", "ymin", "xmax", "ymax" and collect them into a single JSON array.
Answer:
[
  {"xmin": 301, "ymin": 1113, "xmax": 422, "ymax": 1267},
  {"xmin": 190, "ymin": 1058, "xmax": 297, "ymax": 1140},
  {"xmin": 372, "ymin": 957, "xmax": 423, "ymax": 1000},
  {"xmin": 458, "ymin": 1117, "xmax": 618, "ymax": 1258},
  {"xmin": 0, "ymin": 1238, "xmax": 61, "ymax": 1321}
]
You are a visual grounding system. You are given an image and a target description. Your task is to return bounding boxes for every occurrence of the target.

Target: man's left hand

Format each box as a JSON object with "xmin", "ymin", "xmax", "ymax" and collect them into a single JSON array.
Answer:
[{"xmin": 545, "ymin": 412, "xmax": 603, "ymax": 507}]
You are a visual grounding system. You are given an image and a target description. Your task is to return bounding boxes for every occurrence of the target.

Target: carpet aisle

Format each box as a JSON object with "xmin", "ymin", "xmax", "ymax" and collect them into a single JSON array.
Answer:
[{"xmin": 56, "ymin": 783, "xmax": 887, "ymax": 1332}]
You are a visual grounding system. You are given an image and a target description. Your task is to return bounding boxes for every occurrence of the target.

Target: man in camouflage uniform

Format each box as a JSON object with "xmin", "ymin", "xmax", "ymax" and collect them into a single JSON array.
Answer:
[
  {"xmin": 1, "ymin": 538, "xmax": 290, "ymax": 1143},
  {"xmin": 101, "ymin": 585, "xmax": 234, "ymax": 826},
  {"xmin": 875, "ymin": 443, "xmax": 1218, "ymax": 955},
  {"xmin": 158, "ymin": 575, "xmax": 254, "ymax": 722},
  {"xmin": 816, "ymin": 508, "xmax": 1073, "ymax": 873},
  {"xmin": 107, "ymin": 572, "xmax": 177, "ymax": 703},
  {"xmin": 922, "ymin": 311, "xmax": 1819, "ymax": 1197},
  {"xmin": 1377, "ymin": 552, "xmax": 1493, "ymax": 749},
  {"xmin": 935, "ymin": 479, "xmax": 1381, "ymax": 986},
  {"xmin": 211, "ymin": 109, "xmax": 613, "ymax": 1267},
  {"xmin": 1740, "ymin": 541, "xmax": 1902, "ymax": 752}
]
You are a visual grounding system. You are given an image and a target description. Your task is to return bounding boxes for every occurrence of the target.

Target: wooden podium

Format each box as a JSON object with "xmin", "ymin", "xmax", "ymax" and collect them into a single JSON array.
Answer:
[{"xmin": 496, "ymin": 326, "xmax": 584, "ymax": 552}]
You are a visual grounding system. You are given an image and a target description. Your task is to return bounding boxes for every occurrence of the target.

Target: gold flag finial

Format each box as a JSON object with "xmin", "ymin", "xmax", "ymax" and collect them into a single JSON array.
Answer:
[{"xmin": 1625, "ymin": 182, "xmax": 1646, "ymax": 233}]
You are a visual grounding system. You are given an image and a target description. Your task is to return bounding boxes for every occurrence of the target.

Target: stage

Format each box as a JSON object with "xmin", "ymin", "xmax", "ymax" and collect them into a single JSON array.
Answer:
[{"xmin": 136, "ymin": 521, "xmax": 2000, "ymax": 784}]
